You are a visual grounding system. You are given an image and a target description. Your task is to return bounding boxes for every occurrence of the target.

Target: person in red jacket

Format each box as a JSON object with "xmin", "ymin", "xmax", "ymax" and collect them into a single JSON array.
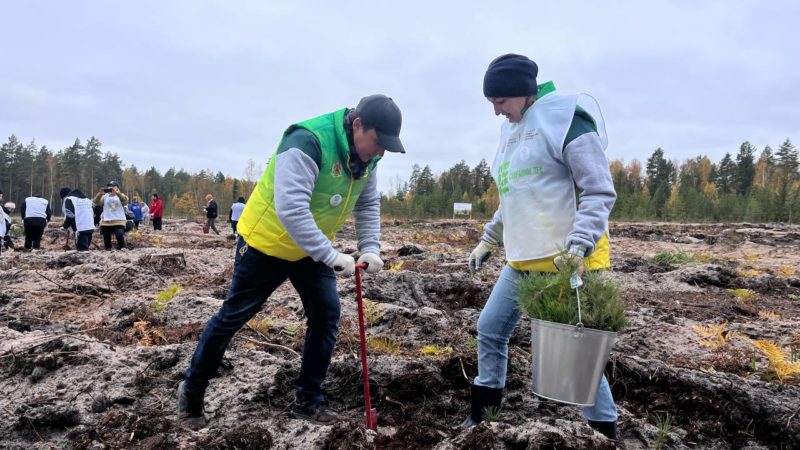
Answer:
[{"xmin": 149, "ymin": 193, "xmax": 164, "ymax": 231}]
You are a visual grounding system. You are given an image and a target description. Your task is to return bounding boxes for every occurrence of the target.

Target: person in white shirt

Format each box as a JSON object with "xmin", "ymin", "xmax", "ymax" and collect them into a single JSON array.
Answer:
[
  {"xmin": 20, "ymin": 194, "xmax": 51, "ymax": 250},
  {"xmin": 228, "ymin": 197, "xmax": 246, "ymax": 236},
  {"xmin": 64, "ymin": 189, "xmax": 95, "ymax": 251}
]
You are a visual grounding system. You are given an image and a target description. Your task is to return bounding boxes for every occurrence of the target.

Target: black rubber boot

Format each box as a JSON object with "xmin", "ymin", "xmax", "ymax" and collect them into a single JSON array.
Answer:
[
  {"xmin": 588, "ymin": 419, "xmax": 618, "ymax": 440},
  {"xmin": 454, "ymin": 384, "xmax": 503, "ymax": 428},
  {"xmin": 177, "ymin": 381, "xmax": 207, "ymax": 430}
]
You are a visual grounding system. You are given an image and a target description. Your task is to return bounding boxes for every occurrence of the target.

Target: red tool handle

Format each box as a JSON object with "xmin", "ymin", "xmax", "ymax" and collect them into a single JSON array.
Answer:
[{"xmin": 354, "ymin": 263, "xmax": 377, "ymax": 429}]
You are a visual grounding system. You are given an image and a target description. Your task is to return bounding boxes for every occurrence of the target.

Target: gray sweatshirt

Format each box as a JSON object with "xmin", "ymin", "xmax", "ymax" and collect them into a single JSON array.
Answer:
[
  {"xmin": 273, "ymin": 129, "xmax": 380, "ymax": 267},
  {"xmin": 482, "ymin": 110, "xmax": 617, "ymax": 257}
]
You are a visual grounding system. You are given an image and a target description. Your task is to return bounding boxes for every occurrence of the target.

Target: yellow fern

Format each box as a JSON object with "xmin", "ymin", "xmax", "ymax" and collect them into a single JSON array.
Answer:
[
  {"xmin": 727, "ymin": 289, "xmax": 755, "ymax": 301},
  {"xmin": 737, "ymin": 269, "xmax": 763, "ymax": 278},
  {"xmin": 779, "ymin": 266, "xmax": 797, "ymax": 277},
  {"xmin": 752, "ymin": 339, "xmax": 785, "ymax": 364},
  {"xmin": 419, "ymin": 344, "xmax": 453, "ymax": 356},
  {"xmin": 369, "ymin": 336, "xmax": 402, "ymax": 355},
  {"xmin": 692, "ymin": 322, "xmax": 735, "ymax": 349},
  {"xmin": 742, "ymin": 252, "xmax": 759, "ymax": 264},
  {"xmin": 389, "ymin": 260, "xmax": 404, "ymax": 272},
  {"xmin": 741, "ymin": 337, "xmax": 800, "ymax": 383},
  {"xmin": 758, "ymin": 311, "xmax": 781, "ymax": 321},
  {"xmin": 363, "ymin": 299, "xmax": 384, "ymax": 326}
]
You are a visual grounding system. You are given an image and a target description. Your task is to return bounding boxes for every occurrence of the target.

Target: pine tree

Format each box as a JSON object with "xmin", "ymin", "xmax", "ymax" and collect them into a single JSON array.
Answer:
[
  {"xmin": 716, "ymin": 153, "xmax": 736, "ymax": 194},
  {"xmin": 734, "ymin": 141, "xmax": 756, "ymax": 195}
]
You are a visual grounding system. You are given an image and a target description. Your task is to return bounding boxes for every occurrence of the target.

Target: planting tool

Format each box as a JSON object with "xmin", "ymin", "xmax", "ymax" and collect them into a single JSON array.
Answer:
[{"xmin": 354, "ymin": 262, "xmax": 378, "ymax": 430}]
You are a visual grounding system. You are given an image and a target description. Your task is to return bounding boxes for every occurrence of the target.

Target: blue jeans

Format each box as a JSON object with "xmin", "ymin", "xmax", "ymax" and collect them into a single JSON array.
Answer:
[
  {"xmin": 474, "ymin": 264, "xmax": 618, "ymax": 422},
  {"xmin": 184, "ymin": 238, "xmax": 340, "ymax": 405}
]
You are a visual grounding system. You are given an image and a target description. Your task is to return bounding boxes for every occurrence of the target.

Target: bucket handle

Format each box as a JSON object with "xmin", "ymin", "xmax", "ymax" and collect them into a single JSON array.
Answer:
[{"xmin": 571, "ymin": 272, "xmax": 584, "ymax": 329}]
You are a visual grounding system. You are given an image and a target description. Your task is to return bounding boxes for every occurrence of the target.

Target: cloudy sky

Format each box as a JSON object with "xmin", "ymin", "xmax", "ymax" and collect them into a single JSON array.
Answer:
[{"xmin": 2, "ymin": 1, "xmax": 798, "ymax": 193}]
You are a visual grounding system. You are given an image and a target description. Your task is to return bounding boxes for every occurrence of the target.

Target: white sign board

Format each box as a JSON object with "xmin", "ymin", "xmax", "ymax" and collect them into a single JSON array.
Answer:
[{"xmin": 453, "ymin": 202, "xmax": 472, "ymax": 218}]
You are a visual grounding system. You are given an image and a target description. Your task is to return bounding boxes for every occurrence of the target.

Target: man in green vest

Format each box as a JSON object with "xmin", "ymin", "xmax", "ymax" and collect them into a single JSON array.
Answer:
[{"xmin": 178, "ymin": 95, "xmax": 405, "ymax": 429}]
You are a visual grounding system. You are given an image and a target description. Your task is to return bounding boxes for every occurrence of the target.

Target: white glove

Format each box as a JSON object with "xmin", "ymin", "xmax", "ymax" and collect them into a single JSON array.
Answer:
[
  {"xmin": 469, "ymin": 241, "xmax": 494, "ymax": 271},
  {"xmin": 357, "ymin": 253, "xmax": 384, "ymax": 274},
  {"xmin": 553, "ymin": 245, "xmax": 587, "ymax": 276},
  {"xmin": 329, "ymin": 252, "xmax": 356, "ymax": 277}
]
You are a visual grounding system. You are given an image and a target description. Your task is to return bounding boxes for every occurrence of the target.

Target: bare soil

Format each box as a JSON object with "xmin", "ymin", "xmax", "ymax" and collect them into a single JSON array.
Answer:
[{"xmin": 1, "ymin": 219, "xmax": 799, "ymax": 449}]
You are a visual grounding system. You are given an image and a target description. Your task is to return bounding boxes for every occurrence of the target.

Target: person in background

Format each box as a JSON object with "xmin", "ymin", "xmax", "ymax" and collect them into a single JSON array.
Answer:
[
  {"xmin": 59, "ymin": 187, "xmax": 77, "ymax": 250},
  {"xmin": 150, "ymin": 193, "xmax": 164, "ymax": 231},
  {"xmin": 93, "ymin": 181, "xmax": 128, "ymax": 250},
  {"xmin": 20, "ymin": 193, "xmax": 51, "ymax": 250},
  {"xmin": 229, "ymin": 196, "xmax": 246, "ymax": 236},
  {"xmin": 2, "ymin": 200, "xmax": 16, "ymax": 250},
  {"xmin": 178, "ymin": 94, "xmax": 405, "ymax": 429},
  {"xmin": 460, "ymin": 54, "xmax": 618, "ymax": 440},
  {"xmin": 64, "ymin": 189, "xmax": 95, "ymax": 251},
  {"xmin": 129, "ymin": 197, "xmax": 143, "ymax": 230},
  {"xmin": 141, "ymin": 200, "xmax": 150, "ymax": 227},
  {"xmin": 0, "ymin": 195, "xmax": 12, "ymax": 253},
  {"xmin": 203, "ymin": 194, "xmax": 220, "ymax": 235}
]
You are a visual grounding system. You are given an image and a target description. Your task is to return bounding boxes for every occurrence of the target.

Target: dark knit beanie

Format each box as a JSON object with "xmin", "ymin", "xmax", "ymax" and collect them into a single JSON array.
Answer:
[
  {"xmin": 483, "ymin": 54, "xmax": 539, "ymax": 98},
  {"xmin": 59, "ymin": 187, "xmax": 72, "ymax": 199}
]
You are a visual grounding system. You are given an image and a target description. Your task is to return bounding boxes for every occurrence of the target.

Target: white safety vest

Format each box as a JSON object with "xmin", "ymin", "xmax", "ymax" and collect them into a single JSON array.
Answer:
[
  {"xmin": 491, "ymin": 92, "xmax": 607, "ymax": 261},
  {"xmin": 24, "ymin": 197, "xmax": 49, "ymax": 219},
  {"xmin": 101, "ymin": 194, "xmax": 126, "ymax": 222},
  {"xmin": 68, "ymin": 196, "xmax": 95, "ymax": 232},
  {"xmin": 230, "ymin": 202, "xmax": 245, "ymax": 221},
  {"xmin": 0, "ymin": 208, "xmax": 9, "ymax": 236},
  {"xmin": 63, "ymin": 198, "xmax": 75, "ymax": 218}
]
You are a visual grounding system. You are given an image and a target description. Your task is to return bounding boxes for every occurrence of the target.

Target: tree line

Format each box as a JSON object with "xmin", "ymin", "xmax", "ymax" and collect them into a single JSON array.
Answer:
[
  {"xmin": 4, "ymin": 133, "xmax": 799, "ymax": 223},
  {"xmin": 0, "ymin": 135, "xmax": 260, "ymax": 219},
  {"xmin": 382, "ymin": 138, "xmax": 800, "ymax": 223}
]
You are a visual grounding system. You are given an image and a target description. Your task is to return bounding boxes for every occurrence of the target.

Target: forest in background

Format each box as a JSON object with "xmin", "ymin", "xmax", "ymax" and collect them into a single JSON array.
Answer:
[{"xmin": 2, "ymin": 134, "xmax": 799, "ymax": 223}]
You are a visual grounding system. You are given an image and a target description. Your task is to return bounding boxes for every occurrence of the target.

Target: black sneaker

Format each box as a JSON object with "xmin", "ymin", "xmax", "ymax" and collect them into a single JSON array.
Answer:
[
  {"xmin": 177, "ymin": 381, "xmax": 207, "ymax": 430},
  {"xmin": 292, "ymin": 400, "xmax": 340, "ymax": 425}
]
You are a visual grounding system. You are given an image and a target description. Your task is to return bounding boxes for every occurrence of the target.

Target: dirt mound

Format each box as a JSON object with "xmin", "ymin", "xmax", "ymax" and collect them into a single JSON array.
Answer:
[{"xmin": 1, "ymin": 220, "xmax": 799, "ymax": 449}]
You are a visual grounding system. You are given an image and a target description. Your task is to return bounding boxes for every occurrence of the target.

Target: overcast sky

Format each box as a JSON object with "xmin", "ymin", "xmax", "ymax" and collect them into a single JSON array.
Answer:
[{"xmin": 2, "ymin": 1, "xmax": 798, "ymax": 193}]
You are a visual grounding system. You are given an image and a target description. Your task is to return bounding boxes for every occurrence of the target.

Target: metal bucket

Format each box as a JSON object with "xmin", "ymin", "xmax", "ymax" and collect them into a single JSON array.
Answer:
[{"xmin": 530, "ymin": 319, "xmax": 617, "ymax": 406}]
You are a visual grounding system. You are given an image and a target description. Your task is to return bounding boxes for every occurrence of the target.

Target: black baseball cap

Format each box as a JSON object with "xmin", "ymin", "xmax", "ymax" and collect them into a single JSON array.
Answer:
[{"xmin": 355, "ymin": 94, "xmax": 405, "ymax": 154}]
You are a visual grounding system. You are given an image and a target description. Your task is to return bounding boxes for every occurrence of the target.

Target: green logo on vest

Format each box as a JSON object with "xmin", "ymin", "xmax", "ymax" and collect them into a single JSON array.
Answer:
[{"xmin": 497, "ymin": 162, "xmax": 510, "ymax": 196}]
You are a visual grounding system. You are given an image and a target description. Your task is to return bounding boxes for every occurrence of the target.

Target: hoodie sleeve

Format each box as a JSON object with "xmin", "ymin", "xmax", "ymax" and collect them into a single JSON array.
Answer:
[
  {"xmin": 481, "ymin": 207, "xmax": 503, "ymax": 245},
  {"xmin": 353, "ymin": 168, "xmax": 380, "ymax": 255},
  {"xmin": 274, "ymin": 148, "xmax": 338, "ymax": 266},
  {"xmin": 562, "ymin": 132, "xmax": 616, "ymax": 255}
]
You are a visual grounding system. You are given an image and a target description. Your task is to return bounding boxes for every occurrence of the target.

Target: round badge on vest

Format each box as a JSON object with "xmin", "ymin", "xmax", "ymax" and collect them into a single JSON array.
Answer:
[{"xmin": 330, "ymin": 194, "xmax": 343, "ymax": 207}]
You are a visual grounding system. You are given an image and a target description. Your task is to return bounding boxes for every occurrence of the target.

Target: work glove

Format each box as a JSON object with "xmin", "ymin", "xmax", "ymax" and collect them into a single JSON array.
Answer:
[
  {"xmin": 553, "ymin": 245, "xmax": 587, "ymax": 277},
  {"xmin": 329, "ymin": 252, "xmax": 356, "ymax": 277},
  {"xmin": 469, "ymin": 241, "xmax": 494, "ymax": 271},
  {"xmin": 357, "ymin": 252, "xmax": 384, "ymax": 274}
]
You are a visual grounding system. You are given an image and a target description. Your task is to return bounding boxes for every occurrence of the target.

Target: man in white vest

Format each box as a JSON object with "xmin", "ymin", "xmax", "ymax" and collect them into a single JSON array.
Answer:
[
  {"xmin": 461, "ymin": 54, "xmax": 618, "ymax": 440},
  {"xmin": 64, "ymin": 189, "xmax": 95, "ymax": 251},
  {"xmin": 59, "ymin": 187, "xmax": 77, "ymax": 249},
  {"xmin": 20, "ymin": 194, "xmax": 51, "ymax": 250}
]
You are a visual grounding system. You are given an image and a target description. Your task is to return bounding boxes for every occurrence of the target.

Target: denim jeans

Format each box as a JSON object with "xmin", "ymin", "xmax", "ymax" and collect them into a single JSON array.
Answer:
[
  {"xmin": 184, "ymin": 238, "xmax": 340, "ymax": 405},
  {"xmin": 474, "ymin": 264, "xmax": 618, "ymax": 422}
]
